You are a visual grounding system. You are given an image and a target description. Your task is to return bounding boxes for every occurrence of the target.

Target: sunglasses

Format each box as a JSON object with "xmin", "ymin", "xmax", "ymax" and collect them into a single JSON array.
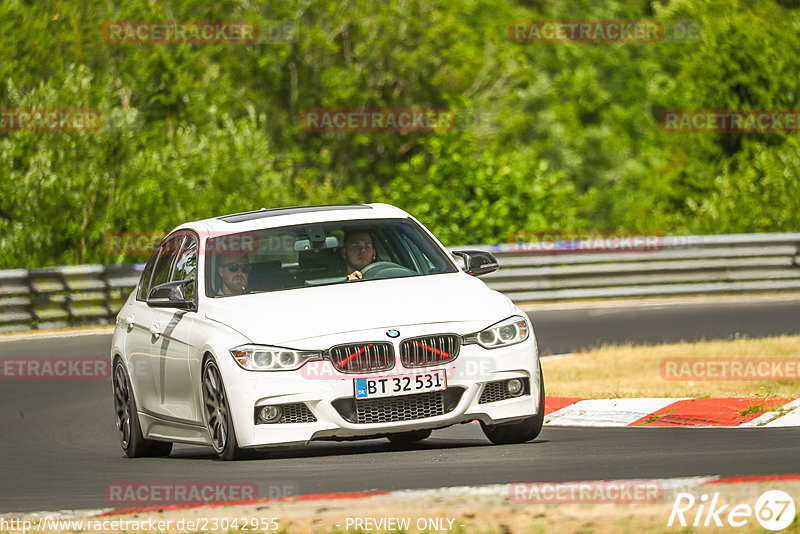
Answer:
[{"xmin": 223, "ymin": 263, "xmax": 251, "ymax": 273}]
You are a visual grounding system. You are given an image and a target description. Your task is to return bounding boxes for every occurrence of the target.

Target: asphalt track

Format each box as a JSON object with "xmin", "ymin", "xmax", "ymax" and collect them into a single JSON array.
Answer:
[{"xmin": 1, "ymin": 297, "xmax": 799, "ymax": 513}]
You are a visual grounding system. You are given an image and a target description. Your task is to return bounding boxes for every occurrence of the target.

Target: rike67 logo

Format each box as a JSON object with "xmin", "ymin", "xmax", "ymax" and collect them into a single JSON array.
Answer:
[{"xmin": 669, "ymin": 490, "xmax": 796, "ymax": 531}]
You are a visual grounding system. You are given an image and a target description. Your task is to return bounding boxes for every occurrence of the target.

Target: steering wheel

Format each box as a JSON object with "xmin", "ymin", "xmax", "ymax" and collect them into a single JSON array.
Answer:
[{"xmin": 359, "ymin": 261, "xmax": 416, "ymax": 280}]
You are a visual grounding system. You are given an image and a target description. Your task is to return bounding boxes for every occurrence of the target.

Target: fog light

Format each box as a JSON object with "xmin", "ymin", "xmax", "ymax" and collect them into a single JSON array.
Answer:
[
  {"xmin": 258, "ymin": 405, "xmax": 282, "ymax": 424},
  {"xmin": 506, "ymin": 378, "xmax": 523, "ymax": 396}
]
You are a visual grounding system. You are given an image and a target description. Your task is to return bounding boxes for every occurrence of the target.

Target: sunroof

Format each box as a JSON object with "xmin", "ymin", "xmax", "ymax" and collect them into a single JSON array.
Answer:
[{"xmin": 218, "ymin": 204, "xmax": 372, "ymax": 223}]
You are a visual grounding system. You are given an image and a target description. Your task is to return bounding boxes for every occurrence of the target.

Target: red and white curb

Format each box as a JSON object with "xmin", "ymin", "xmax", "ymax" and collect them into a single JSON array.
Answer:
[{"xmin": 544, "ymin": 396, "xmax": 800, "ymax": 427}]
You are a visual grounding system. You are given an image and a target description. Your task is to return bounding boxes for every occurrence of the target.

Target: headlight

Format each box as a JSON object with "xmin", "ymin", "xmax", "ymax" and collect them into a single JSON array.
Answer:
[
  {"xmin": 464, "ymin": 316, "xmax": 530, "ymax": 349},
  {"xmin": 230, "ymin": 345, "xmax": 321, "ymax": 371}
]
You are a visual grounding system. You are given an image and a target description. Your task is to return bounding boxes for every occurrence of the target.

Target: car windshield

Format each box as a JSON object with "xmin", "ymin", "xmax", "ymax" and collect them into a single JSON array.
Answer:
[{"xmin": 205, "ymin": 218, "xmax": 458, "ymax": 297}]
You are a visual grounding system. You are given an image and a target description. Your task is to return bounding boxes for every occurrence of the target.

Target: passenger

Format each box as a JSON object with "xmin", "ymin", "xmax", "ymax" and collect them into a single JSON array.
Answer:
[
  {"xmin": 340, "ymin": 231, "xmax": 375, "ymax": 280},
  {"xmin": 217, "ymin": 254, "xmax": 250, "ymax": 295}
]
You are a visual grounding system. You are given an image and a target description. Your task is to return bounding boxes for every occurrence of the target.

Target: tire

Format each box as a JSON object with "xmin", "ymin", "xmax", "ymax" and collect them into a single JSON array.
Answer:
[
  {"xmin": 480, "ymin": 362, "xmax": 545, "ymax": 445},
  {"xmin": 202, "ymin": 358, "xmax": 248, "ymax": 460},
  {"xmin": 386, "ymin": 429, "xmax": 432, "ymax": 443},
  {"xmin": 112, "ymin": 359, "xmax": 173, "ymax": 458}
]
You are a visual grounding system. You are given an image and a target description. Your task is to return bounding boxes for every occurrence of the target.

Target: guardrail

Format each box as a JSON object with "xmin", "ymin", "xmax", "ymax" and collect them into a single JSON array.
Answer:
[
  {"xmin": 1, "ymin": 233, "xmax": 798, "ymax": 333},
  {"xmin": 454, "ymin": 233, "xmax": 800, "ymax": 301},
  {"xmin": 0, "ymin": 265, "xmax": 143, "ymax": 333}
]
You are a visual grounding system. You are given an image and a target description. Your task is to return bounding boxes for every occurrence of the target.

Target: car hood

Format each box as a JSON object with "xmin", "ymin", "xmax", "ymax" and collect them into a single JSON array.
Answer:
[{"xmin": 203, "ymin": 273, "xmax": 514, "ymax": 346}]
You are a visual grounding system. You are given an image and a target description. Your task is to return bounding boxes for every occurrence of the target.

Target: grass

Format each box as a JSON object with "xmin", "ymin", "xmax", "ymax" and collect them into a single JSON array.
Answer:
[
  {"xmin": 637, "ymin": 408, "xmax": 676, "ymax": 426},
  {"xmin": 541, "ymin": 335, "xmax": 800, "ymax": 398}
]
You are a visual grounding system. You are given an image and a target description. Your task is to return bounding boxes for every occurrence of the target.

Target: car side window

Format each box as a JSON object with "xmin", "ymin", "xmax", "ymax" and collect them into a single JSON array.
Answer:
[
  {"xmin": 146, "ymin": 235, "xmax": 184, "ymax": 299},
  {"xmin": 172, "ymin": 235, "xmax": 198, "ymax": 302},
  {"xmin": 137, "ymin": 251, "xmax": 159, "ymax": 301}
]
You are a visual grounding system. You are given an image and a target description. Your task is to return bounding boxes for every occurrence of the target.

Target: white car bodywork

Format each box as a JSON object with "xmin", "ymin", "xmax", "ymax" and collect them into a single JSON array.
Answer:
[{"xmin": 111, "ymin": 203, "xmax": 543, "ymax": 459}]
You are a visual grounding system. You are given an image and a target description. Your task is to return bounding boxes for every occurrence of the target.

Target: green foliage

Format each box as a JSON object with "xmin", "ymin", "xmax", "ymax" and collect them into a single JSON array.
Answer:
[
  {"xmin": 373, "ymin": 133, "xmax": 580, "ymax": 245},
  {"xmin": 0, "ymin": 0, "xmax": 798, "ymax": 268}
]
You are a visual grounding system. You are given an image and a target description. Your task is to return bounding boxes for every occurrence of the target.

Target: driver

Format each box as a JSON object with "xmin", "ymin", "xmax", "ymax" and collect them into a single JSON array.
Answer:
[
  {"xmin": 217, "ymin": 254, "xmax": 251, "ymax": 295},
  {"xmin": 340, "ymin": 230, "xmax": 375, "ymax": 280}
]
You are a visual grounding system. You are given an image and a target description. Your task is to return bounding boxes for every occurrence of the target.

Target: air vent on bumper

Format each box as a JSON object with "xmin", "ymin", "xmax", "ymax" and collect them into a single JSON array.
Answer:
[{"xmin": 332, "ymin": 387, "xmax": 465, "ymax": 424}]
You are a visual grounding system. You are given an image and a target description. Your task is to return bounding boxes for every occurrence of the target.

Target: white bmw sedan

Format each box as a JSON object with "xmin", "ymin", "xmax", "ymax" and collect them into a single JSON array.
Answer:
[{"xmin": 110, "ymin": 203, "xmax": 544, "ymax": 460}]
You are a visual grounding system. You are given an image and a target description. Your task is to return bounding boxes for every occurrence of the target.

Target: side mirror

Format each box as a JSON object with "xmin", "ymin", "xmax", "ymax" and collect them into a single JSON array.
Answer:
[
  {"xmin": 147, "ymin": 279, "xmax": 196, "ymax": 310},
  {"xmin": 451, "ymin": 250, "xmax": 500, "ymax": 277}
]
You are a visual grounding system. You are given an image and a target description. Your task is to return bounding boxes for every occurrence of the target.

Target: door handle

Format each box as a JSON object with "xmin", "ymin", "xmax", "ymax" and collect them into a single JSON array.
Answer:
[
  {"xmin": 124, "ymin": 315, "xmax": 135, "ymax": 327},
  {"xmin": 149, "ymin": 323, "xmax": 162, "ymax": 337}
]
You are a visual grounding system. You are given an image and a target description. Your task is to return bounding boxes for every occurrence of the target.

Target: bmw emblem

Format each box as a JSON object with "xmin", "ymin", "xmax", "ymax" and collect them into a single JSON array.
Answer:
[{"xmin": 386, "ymin": 329, "xmax": 400, "ymax": 338}]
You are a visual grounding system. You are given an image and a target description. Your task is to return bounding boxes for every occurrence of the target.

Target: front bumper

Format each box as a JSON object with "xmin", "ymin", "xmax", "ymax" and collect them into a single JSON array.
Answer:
[{"xmin": 225, "ymin": 337, "xmax": 541, "ymax": 448}]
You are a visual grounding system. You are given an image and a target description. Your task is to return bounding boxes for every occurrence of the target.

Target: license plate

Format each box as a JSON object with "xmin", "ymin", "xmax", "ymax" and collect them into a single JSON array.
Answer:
[{"xmin": 354, "ymin": 369, "xmax": 447, "ymax": 399}]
